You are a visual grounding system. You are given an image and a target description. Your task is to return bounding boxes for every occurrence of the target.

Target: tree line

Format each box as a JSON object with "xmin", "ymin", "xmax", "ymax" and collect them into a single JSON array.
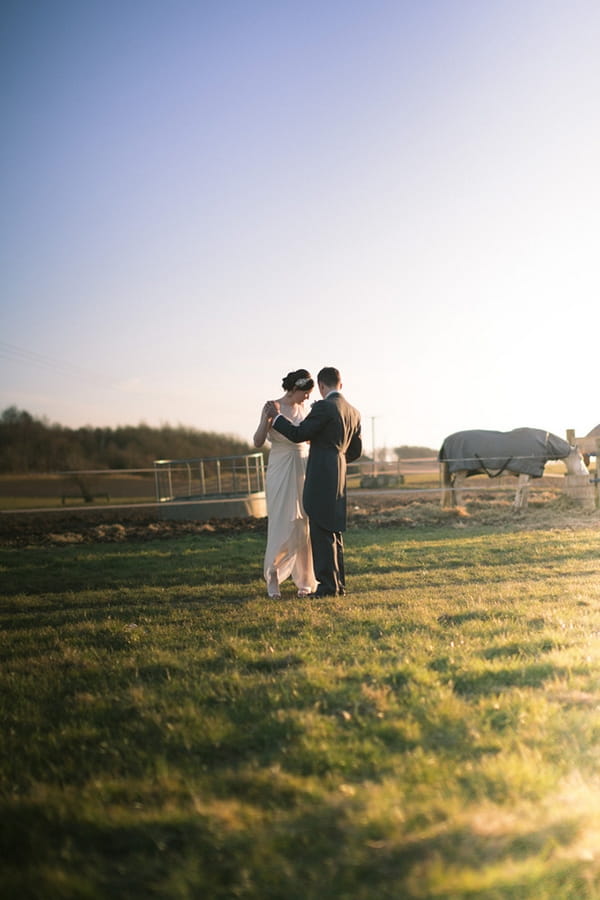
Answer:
[
  {"xmin": 394, "ymin": 445, "xmax": 437, "ymax": 459},
  {"xmin": 0, "ymin": 407, "xmax": 255, "ymax": 474}
]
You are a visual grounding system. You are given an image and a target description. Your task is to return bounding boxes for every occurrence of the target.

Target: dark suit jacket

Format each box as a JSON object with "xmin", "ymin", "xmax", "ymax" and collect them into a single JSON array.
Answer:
[{"xmin": 272, "ymin": 392, "xmax": 362, "ymax": 532}]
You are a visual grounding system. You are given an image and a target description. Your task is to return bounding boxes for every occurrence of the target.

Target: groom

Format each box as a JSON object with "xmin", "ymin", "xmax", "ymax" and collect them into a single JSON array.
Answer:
[{"xmin": 267, "ymin": 366, "xmax": 362, "ymax": 598}]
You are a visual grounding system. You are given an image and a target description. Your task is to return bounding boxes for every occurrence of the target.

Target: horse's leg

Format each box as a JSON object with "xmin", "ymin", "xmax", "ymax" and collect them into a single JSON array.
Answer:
[
  {"xmin": 453, "ymin": 473, "xmax": 467, "ymax": 508},
  {"xmin": 440, "ymin": 462, "xmax": 453, "ymax": 508},
  {"xmin": 513, "ymin": 474, "xmax": 530, "ymax": 510}
]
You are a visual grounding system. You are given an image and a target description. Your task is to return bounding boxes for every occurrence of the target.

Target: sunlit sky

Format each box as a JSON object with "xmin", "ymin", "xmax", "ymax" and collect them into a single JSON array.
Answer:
[{"xmin": 2, "ymin": 0, "xmax": 599, "ymax": 457}]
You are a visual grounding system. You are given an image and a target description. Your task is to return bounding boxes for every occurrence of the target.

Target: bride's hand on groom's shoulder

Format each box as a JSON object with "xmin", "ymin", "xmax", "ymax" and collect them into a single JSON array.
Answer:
[{"xmin": 264, "ymin": 400, "xmax": 279, "ymax": 419}]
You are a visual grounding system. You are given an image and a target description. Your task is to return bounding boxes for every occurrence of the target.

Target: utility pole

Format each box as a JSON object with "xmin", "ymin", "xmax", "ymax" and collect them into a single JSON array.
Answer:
[{"xmin": 369, "ymin": 415, "xmax": 381, "ymax": 477}]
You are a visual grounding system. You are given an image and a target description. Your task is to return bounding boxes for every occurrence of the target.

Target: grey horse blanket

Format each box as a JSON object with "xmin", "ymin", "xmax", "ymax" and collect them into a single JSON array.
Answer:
[{"xmin": 439, "ymin": 428, "xmax": 572, "ymax": 478}]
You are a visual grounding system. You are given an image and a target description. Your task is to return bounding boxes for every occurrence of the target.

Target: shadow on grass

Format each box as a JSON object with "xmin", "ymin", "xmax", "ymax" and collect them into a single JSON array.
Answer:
[
  {"xmin": 0, "ymin": 592, "xmax": 257, "ymax": 642},
  {"xmin": 453, "ymin": 662, "xmax": 565, "ymax": 697},
  {"xmin": 0, "ymin": 792, "xmax": 590, "ymax": 900},
  {"xmin": 437, "ymin": 611, "xmax": 512, "ymax": 627},
  {"xmin": 0, "ymin": 542, "xmax": 262, "ymax": 597},
  {"xmin": 481, "ymin": 639, "xmax": 558, "ymax": 660}
]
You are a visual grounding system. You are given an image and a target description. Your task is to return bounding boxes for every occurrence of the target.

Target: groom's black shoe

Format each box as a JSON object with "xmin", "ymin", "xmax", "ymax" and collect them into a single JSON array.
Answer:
[{"xmin": 307, "ymin": 591, "xmax": 338, "ymax": 598}]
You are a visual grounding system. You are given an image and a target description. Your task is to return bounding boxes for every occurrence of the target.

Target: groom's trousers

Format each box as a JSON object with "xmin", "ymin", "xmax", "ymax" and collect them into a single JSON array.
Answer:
[{"xmin": 309, "ymin": 520, "xmax": 345, "ymax": 596}]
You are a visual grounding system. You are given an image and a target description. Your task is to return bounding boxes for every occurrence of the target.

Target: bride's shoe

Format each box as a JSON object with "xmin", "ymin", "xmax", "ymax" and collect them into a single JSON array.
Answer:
[
  {"xmin": 267, "ymin": 569, "xmax": 281, "ymax": 599},
  {"xmin": 297, "ymin": 589, "xmax": 310, "ymax": 598}
]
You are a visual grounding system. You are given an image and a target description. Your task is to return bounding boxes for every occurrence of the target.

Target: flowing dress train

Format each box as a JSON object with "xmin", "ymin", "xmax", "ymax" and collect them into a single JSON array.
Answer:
[{"xmin": 264, "ymin": 417, "xmax": 317, "ymax": 595}]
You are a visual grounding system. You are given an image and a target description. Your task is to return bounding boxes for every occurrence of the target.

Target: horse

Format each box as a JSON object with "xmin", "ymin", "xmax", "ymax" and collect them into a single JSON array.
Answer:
[{"xmin": 439, "ymin": 428, "xmax": 588, "ymax": 510}]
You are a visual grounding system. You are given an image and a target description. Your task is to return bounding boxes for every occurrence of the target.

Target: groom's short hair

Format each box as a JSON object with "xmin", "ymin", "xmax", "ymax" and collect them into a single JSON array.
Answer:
[{"xmin": 318, "ymin": 367, "xmax": 341, "ymax": 389}]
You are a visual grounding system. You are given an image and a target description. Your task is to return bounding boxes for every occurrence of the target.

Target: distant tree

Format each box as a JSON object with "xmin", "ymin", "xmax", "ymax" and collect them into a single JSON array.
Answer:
[
  {"xmin": 0, "ymin": 407, "xmax": 256, "ymax": 473},
  {"xmin": 1, "ymin": 406, "xmax": 31, "ymax": 425},
  {"xmin": 0, "ymin": 406, "xmax": 50, "ymax": 472},
  {"xmin": 394, "ymin": 445, "xmax": 437, "ymax": 460}
]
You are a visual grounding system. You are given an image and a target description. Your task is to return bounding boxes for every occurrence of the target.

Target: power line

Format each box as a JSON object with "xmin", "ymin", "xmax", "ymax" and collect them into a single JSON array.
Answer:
[{"xmin": 0, "ymin": 340, "xmax": 116, "ymax": 389}]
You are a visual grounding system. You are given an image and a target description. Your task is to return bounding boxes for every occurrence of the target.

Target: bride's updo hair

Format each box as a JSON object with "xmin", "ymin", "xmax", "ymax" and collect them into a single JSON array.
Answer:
[{"xmin": 282, "ymin": 369, "xmax": 314, "ymax": 392}]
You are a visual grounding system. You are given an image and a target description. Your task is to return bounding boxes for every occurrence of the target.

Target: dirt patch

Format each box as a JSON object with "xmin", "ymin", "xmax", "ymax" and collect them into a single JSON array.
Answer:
[
  {"xmin": 0, "ymin": 506, "xmax": 268, "ymax": 547},
  {"xmin": 1, "ymin": 490, "xmax": 599, "ymax": 548},
  {"xmin": 350, "ymin": 490, "xmax": 600, "ymax": 533}
]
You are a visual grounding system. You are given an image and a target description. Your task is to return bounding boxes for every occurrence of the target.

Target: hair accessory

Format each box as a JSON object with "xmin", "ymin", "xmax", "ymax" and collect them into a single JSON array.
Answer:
[{"xmin": 295, "ymin": 377, "xmax": 311, "ymax": 388}]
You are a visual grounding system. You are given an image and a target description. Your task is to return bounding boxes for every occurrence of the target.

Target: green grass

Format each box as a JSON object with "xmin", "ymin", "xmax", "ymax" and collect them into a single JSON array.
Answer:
[{"xmin": 3, "ymin": 523, "xmax": 600, "ymax": 898}]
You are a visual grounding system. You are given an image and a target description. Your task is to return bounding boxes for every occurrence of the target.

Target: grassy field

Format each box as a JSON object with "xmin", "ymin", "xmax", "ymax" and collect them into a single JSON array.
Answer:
[
  {"xmin": 2, "ymin": 513, "xmax": 600, "ymax": 898},
  {"xmin": 0, "ymin": 469, "xmax": 564, "ymax": 511},
  {"xmin": 0, "ymin": 474, "xmax": 157, "ymax": 510}
]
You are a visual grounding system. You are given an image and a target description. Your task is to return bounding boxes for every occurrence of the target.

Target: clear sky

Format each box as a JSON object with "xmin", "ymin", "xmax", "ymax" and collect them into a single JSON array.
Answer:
[{"xmin": 2, "ymin": 0, "xmax": 599, "ymax": 457}]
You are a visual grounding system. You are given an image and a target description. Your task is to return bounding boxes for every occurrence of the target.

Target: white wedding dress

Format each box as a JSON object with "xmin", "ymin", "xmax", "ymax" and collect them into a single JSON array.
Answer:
[{"xmin": 264, "ymin": 408, "xmax": 317, "ymax": 596}]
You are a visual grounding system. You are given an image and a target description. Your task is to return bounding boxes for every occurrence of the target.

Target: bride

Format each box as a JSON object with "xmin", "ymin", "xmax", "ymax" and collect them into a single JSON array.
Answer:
[{"xmin": 254, "ymin": 369, "xmax": 317, "ymax": 599}]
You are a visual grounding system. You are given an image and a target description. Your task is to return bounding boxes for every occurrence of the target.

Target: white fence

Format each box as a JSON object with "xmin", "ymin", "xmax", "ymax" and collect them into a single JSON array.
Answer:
[{"xmin": 153, "ymin": 453, "xmax": 266, "ymax": 502}]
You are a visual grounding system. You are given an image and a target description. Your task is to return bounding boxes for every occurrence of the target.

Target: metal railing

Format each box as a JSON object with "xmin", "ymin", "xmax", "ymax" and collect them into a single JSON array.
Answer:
[{"xmin": 153, "ymin": 453, "xmax": 266, "ymax": 502}]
